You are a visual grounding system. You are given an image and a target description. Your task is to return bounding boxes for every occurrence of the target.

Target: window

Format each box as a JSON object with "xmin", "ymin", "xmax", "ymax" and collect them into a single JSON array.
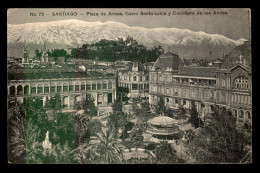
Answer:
[
  {"xmin": 75, "ymin": 83, "xmax": 80, "ymax": 91},
  {"xmin": 133, "ymin": 76, "xmax": 137, "ymax": 81},
  {"xmin": 103, "ymin": 82, "xmax": 107, "ymax": 90},
  {"xmin": 50, "ymin": 84, "xmax": 56, "ymax": 93},
  {"xmin": 175, "ymin": 88, "xmax": 178, "ymax": 96},
  {"xmin": 31, "ymin": 85, "xmax": 36, "ymax": 94},
  {"xmin": 192, "ymin": 90, "xmax": 195, "ymax": 98},
  {"xmin": 166, "ymin": 88, "xmax": 169, "ymax": 94},
  {"xmin": 98, "ymin": 94, "xmax": 102, "ymax": 104},
  {"xmin": 247, "ymin": 112, "xmax": 251, "ymax": 120},
  {"xmin": 92, "ymin": 83, "xmax": 96, "ymax": 90},
  {"xmin": 24, "ymin": 85, "xmax": 29, "ymax": 95},
  {"xmin": 69, "ymin": 84, "xmax": 74, "ymax": 91},
  {"xmin": 81, "ymin": 83, "xmax": 85, "ymax": 91},
  {"xmin": 57, "ymin": 85, "xmax": 62, "ymax": 92},
  {"xmin": 63, "ymin": 84, "xmax": 69, "ymax": 92},
  {"xmin": 234, "ymin": 76, "xmax": 250, "ymax": 90},
  {"xmin": 222, "ymin": 79, "xmax": 226, "ymax": 87},
  {"xmin": 159, "ymin": 75, "xmax": 162, "ymax": 82},
  {"xmin": 37, "ymin": 85, "xmax": 43, "ymax": 94},
  {"xmin": 108, "ymin": 81, "xmax": 112, "ymax": 89},
  {"xmin": 132, "ymin": 84, "xmax": 138, "ymax": 90},
  {"xmin": 87, "ymin": 83, "xmax": 91, "ymax": 90},
  {"xmin": 151, "ymin": 75, "xmax": 154, "ymax": 82},
  {"xmin": 97, "ymin": 82, "xmax": 102, "ymax": 90},
  {"xmin": 44, "ymin": 85, "xmax": 49, "ymax": 93}
]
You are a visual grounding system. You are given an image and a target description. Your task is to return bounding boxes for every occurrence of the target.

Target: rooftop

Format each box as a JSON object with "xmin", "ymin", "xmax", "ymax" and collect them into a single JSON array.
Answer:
[
  {"xmin": 153, "ymin": 52, "xmax": 180, "ymax": 71},
  {"xmin": 178, "ymin": 66, "xmax": 218, "ymax": 78}
]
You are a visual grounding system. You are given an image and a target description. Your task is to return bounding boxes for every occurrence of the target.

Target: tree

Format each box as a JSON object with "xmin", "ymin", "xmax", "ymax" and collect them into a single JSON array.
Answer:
[
  {"xmin": 75, "ymin": 113, "xmax": 89, "ymax": 146},
  {"xmin": 108, "ymin": 99, "xmax": 127, "ymax": 133},
  {"xmin": 186, "ymin": 107, "xmax": 248, "ymax": 163},
  {"xmin": 35, "ymin": 49, "xmax": 42, "ymax": 58},
  {"xmin": 86, "ymin": 119, "xmax": 104, "ymax": 140},
  {"xmin": 74, "ymin": 127, "xmax": 124, "ymax": 164},
  {"xmin": 155, "ymin": 141, "xmax": 179, "ymax": 164},
  {"xmin": 9, "ymin": 115, "xmax": 26, "ymax": 163},
  {"xmin": 130, "ymin": 127, "xmax": 144, "ymax": 149},
  {"xmin": 136, "ymin": 100, "xmax": 153, "ymax": 129},
  {"xmin": 86, "ymin": 95, "xmax": 98, "ymax": 117},
  {"xmin": 44, "ymin": 97, "xmax": 51, "ymax": 109},
  {"xmin": 190, "ymin": 101, "xmax": 200, "ymax": 128},
  {"xmin": 75, "ymin": 44, "xmax": 88, "ymax": 59},
  {"xmin": 154, "ymin": 96, "xmax": 166, "ymax": 116},
  {"xmin": 49, "ymin": 93, "xmax": 62, "ymax": 111}
]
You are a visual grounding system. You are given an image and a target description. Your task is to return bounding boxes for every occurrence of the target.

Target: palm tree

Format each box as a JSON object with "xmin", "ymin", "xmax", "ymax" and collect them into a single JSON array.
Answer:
[
  {"xmin": 75, "ymin": 113, "xmax": 89, "ymax": 146},
  {"xmin": 9, "ymin": 116, "xmax": 26, "ymax": 163},
  {"xmin": 73, "ymin": 127, "xmax": 124, "ymax": 164}
]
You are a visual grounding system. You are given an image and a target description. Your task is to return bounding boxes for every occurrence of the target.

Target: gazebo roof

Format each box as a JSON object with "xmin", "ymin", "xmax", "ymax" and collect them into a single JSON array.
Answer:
[{"xmin": 147, "ymin": 116, "xmax": 178, "ymax": 126}]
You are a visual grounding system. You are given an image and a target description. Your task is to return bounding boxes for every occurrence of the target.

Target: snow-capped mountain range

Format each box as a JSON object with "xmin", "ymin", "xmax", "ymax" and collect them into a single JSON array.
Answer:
[{"xmin": 7, "ymin": 19, "xmax": 247, "ymax": 59}]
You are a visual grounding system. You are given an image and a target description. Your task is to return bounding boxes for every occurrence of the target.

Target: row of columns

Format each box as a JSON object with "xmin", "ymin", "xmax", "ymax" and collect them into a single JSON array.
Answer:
[
  {"xmin": 8, "ymin": 83, "xmax": 88, "ymax": 96},
  {"xmin": 87, "ymin": 81, "xmax": 115, "ymax": 91},
  {"xmin": 119, "ymin": 82, "xmax": 149, "ymax": 91}
]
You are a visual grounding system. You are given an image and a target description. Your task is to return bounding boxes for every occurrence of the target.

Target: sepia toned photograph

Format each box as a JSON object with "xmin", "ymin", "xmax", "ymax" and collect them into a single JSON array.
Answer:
[{"xmin": 7, "ymin": 8, "xmax": 252, "ymax": 164}]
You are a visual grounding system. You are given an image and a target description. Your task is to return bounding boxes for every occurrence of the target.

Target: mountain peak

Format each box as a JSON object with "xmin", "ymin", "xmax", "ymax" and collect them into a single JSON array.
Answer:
[{"xmin": 8, "ymin": 20, "xmax": 245, "ymax": 59}]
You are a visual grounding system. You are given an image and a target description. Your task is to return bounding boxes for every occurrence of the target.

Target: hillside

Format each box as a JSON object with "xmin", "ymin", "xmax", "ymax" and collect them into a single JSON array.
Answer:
[{"xmin": 7, "ymin": 19, "xmax": 247, "ymax": 59}]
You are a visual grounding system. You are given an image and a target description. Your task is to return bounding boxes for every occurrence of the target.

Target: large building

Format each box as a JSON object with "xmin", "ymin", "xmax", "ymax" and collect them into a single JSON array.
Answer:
[
  {"xmin": 7, "ymin": 64, "xmax": 117, "ymax": 108},
  {"xmin": 149, "ymin": 42, "xmax": 252, "ymax": 130},
  {"xmin": 118, "ymin": 62, "xmax": 149, "ymax": 99}
]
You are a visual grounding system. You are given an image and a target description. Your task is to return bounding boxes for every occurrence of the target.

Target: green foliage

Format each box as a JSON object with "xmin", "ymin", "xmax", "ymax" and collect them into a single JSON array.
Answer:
[
  {"xmin": 108, "ymin": 99, "xmax": 127, "ymax": 131},
  {"xmin": 136, "ymin": 100, "xmax": 153, "ymax": 129},
  {"xmin": 75, "ymin": 44, "xmax": 88, "ymax": 59},
  {"xmin": 35, "ymin": 48, "xmax": 75, "ymax": 62},
  {"xmin": 86, "ymin": 95, "xmax": 98, "ymax": 117},
  {"xmin": 154, "ymin": 96, "xmax": 166, "ymax": 116},
  {"xmin": 117, "ymin": 87, "xmax": 129, "ymax": 102},
  {"xmin": 75, "ymin": 113, "xmax": 89, "ymax": 146},
  {"xmin": 35, "ymin": 49, "xmax": 42, "ymax": 58},
  {"xmin": 190, "ymin": 101, "xmax": 200, "ymax": 128},
  {"xmin": 130, "ymin": 127, "xmax": 144, "ymax": 148},
  {"xmin": 179, "ymin": 105, "xmax": 187, "ymax": 116},
  {"xmin": 186, "ymin": 107, "xmax": 248, "ymax": 163},
  {"xmin": 73, "ymin": 36, "xmax": 164, "ymax": 62},
  {"xmin": 155, "ymin": 141, "xmax": 179, "ymax": 164},
  {"xmin": 74, "ymin": 127, "xmax": 124, "ymax": 164},
  {"xmin": 8, "ymin": 99, "xmax": 77, "ymax": 164},
  {"xmin": 9, "ymin": 116, "xmax": 26, "ymax": 163},
  {"xmin": 86, "ymin": 119, "xmax": 104, "ymax": 139}
]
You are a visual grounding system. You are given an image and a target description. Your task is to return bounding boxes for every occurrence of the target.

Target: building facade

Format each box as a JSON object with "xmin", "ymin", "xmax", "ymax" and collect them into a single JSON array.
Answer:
[
  {"xmin": 118, "ymin": 62, "xmax": 149, "ymax": 98},
  {"xmin": 149, "ymin": 43, "xmax": 252, "ymax": 130},
  {"xmin": 7, "ymin": 65, "xmax": 117, "ymax": 108}
]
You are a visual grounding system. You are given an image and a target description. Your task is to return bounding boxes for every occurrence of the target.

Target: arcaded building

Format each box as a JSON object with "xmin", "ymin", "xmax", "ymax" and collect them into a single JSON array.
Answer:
[
  {"xmin": 149, "ymin": 42, "xmax": 252, "ymax": 130},
  {"xmin": 7, "ymin": 64, "xmax": 117, "ymax": 108}
]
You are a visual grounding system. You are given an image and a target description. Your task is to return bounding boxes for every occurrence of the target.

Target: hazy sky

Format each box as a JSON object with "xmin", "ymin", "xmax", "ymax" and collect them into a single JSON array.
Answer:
[{"xmin": 7, "ymin": 8, "xmax": 251, "ymax": 40}]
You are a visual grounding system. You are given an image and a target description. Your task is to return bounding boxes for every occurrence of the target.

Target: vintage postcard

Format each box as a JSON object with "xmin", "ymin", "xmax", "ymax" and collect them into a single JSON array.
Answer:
[{"xmin": 7, "ymin": 8, "xmax": 252, "ymax": 164}]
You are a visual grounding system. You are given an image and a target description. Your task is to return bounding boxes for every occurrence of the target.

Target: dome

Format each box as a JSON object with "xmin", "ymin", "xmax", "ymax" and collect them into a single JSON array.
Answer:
[{"xmin": 147, "ymin": 116, "xmax": 178, "ymax": 126}]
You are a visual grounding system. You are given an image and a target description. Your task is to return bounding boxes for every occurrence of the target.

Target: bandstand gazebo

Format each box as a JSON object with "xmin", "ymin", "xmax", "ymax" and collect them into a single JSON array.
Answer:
[{"xmin": 146, "ymin": 116, "xmax": 179, "ymax": 141}]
